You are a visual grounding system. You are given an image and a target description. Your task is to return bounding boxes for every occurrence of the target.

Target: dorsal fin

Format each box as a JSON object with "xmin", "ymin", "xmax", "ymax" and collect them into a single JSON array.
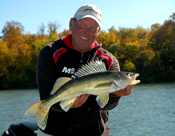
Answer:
[
  {"xmin": 50, "ymin": 77, "xmax": 72, "ymax": 95},
  {"xmin": 75, "ymin": 60, "xmax": 107, "ymax": 78}
]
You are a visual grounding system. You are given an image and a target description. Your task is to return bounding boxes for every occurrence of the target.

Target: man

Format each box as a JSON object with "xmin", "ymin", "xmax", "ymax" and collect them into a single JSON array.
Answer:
[{"xmin": 37, "ymin": 4, "xmax": 133, "ymax": 136}]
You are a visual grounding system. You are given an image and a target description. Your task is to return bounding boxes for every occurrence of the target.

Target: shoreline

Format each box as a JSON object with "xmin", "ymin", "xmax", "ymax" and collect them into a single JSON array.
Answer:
[{"xmin": 1, "ymin": 81, "xmax": 175, "ymax": 90}]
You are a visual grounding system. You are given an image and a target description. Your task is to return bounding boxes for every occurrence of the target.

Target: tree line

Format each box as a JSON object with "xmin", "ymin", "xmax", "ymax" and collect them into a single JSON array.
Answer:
[{"xmin": 0, "ymin": 13, "xmax": 175, "ymax": 89}]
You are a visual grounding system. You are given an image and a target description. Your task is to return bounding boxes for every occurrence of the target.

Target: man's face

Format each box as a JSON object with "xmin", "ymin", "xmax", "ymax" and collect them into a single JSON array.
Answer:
[{"xmin": 69, "ymin": 18, "xmax": 101, "ymax": 53}]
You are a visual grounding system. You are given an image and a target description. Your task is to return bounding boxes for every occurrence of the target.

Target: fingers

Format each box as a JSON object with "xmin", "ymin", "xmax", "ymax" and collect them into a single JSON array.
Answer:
[
  {"xmin": 111, "ymin": 85, "xmax": 133, "ymax": 96},
  {"xmin": 71, "ymin": 94, "xmax": 90, "ymax": 108},
  {"xmin": 125, "ymin": 85, "xmax": 133, "ymax": 95},
  {"xmin": 128, "ymin": 85, "xmax": 133, "ymax": 89}
]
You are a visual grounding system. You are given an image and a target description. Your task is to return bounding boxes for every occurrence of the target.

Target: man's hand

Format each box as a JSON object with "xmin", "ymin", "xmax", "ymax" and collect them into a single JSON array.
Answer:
[
  {"xmin": 111, "ymin": 85, "xmax": 133, "ymax": 96},
  {"xmin": 71, "ymin": 94, "xmax": 90, "ymax": 108}
]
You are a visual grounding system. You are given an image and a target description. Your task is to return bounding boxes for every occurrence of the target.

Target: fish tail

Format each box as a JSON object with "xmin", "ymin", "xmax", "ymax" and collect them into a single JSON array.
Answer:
[{"xmin": 25, "ymin": 100, "xmax": 49, "ymax": 130}]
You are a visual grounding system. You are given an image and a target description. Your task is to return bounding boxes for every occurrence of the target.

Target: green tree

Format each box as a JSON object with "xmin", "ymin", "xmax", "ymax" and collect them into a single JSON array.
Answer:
[
  {"xmin": 151, "ymin": 23, "xmax": 161, "ymax": 30},
  {"xmin": 108, "ymin": 43, "xmax": 118, "ymax": 58},
  {"xmin": 122, "ymin": 60, "xmax": 136, "ymax": 72},
  {"xmin": 169, "ymin": 13, "xmax": 175, "ymax": 22}
]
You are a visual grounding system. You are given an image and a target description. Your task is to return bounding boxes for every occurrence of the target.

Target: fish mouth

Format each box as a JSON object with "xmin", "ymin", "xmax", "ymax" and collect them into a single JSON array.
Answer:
[
  {"xmin": 120, "ymin": 72, "xmax": 140, "ymax": 85},
  {"xmin": 80, "ymin": 36, "xmax": 88, "ymax": 40},
  {"xmin": 128, "ymin": 73, "xmax": 140, "ymax": 85}
]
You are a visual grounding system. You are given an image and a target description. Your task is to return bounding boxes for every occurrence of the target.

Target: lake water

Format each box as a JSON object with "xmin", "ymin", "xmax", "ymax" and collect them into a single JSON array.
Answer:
[{"xmin": 0, "ymin": 83, "xmax": 175, "ymax": 136}]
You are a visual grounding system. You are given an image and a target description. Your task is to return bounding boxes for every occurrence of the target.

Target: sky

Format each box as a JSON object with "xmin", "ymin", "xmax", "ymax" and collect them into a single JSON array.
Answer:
[{"xmin": 0, "ymin": 0, "xmax": 174, "ymax": 36}]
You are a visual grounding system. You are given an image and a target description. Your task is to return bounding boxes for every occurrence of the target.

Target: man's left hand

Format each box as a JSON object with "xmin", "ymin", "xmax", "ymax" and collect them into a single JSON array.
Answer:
[{"xmin": 111, "ymin": 85, "xmax": 133, "ymax": 96}]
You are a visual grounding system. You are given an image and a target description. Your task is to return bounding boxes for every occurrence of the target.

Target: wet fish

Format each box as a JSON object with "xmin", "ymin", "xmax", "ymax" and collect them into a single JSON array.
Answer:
[{"xmin": 25, "ymin": 60, "xmax": 140, "ymax": 130}]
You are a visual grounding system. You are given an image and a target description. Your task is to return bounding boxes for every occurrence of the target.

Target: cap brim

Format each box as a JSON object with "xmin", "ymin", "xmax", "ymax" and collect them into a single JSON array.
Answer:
[{"xmin": 76, "ymin": 15, "xmax": 101, "ymax": 27}]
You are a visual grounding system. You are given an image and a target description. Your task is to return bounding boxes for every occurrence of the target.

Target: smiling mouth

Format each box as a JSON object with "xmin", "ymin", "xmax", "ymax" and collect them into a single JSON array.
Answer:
[{"xmin": 80, "ymin": 36, "xmax": 88, "ymax": 40}]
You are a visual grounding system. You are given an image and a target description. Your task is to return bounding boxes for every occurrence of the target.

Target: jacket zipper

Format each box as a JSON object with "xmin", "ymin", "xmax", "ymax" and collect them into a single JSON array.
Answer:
[{"xmin": 80, "ymin": 54, "xmax": 83, "ymax": 63}]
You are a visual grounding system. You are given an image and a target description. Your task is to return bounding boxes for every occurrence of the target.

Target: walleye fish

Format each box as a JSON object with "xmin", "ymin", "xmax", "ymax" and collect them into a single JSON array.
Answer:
[{"xmin": 25, "ymin": 60, "xmax": 140, "ymax": 130}]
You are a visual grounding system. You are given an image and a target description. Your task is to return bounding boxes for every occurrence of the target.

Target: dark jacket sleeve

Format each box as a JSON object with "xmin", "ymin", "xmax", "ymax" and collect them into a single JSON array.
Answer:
[
  {"xmin": 36, "ymin": 45, "xmax": 58, "ymax": 100},
  {"xmin": 109, "ymin": 55, "xmax": 120, "ymax": 71},
  {"xmin": 36, "ymin": 45, "xmax": 71, "ymax": 112},
  {"xmin": 102, "ymin": 54, "xmax": 121, "ymax": 110}
]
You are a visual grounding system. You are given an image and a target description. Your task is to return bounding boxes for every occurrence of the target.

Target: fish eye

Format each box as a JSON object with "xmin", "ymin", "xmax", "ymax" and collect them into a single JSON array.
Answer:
[{"xmin": 127, "ymin": 73, "xmax": 130, "ymax": 77}]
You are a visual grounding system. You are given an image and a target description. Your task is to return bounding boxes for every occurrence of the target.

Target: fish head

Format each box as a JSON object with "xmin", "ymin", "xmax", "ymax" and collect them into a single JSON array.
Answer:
[
  {"xmin": 119, "ymin": 72, "xmax": 140, "ymax": 85},
  {"xmin": 109, "ymin": 71, "xmax": 140, "ymax": 90}
]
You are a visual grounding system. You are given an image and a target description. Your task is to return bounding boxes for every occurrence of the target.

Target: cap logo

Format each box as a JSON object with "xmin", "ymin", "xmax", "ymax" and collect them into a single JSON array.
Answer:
[{"xmin": 83, "ymin": 8, "xmax": 101, "ymax": 17}]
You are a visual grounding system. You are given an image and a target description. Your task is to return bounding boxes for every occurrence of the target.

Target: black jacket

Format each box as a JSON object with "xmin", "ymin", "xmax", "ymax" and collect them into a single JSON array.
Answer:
[{"xmin": 36, "ymin": 35, "xmax": 121, "ymax": 136}]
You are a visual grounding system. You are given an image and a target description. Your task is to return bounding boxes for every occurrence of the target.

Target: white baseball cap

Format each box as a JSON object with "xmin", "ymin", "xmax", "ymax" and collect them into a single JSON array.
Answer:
[{"xmin": 73, "ymin": 4, "xmax": 102, "ymax": 27}]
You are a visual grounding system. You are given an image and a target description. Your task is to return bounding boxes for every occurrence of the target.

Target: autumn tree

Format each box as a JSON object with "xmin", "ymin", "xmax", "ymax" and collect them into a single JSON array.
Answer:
[
  {"xmin": 2, "ymin": 21, "xmax": 24, "ymax": 40},
  {"xmin": 37, "ymin": 22, "xmax": 46, "ymax": 39},
  {"xmin": 169, "ymin": 13, "xmax": 175, "ymax": 67},
  {"xmin": 108, "ymin": 26, "xmax": 118, "ymax": 33},
  {"xmin": 135, "ymin": 26, "xmax": 148, "ymax": 39},
  {"xmin": 96, "ymin": 30, "xmax": 119, "ymax": 50},
  {"xmin": 58, "ymin": 29, "xmax": 71, "ymax": 37},
  {"xmin": 1, "ymin": 21, "xmax": 35, "ymax": 88},
  {"xmin": 1, "ymin": 15, "xmax": 175, "ymax": 88},
  {"xmin": 0, "ymin": 41, "xmax": 9, "ymax": 88},
  {"xmin": 148, "ymin": 19, "xmax": 175, "ymax": 81},
  {"xmin": 47, "ymin": 21, "xmax": 60, "ymax": 35}
]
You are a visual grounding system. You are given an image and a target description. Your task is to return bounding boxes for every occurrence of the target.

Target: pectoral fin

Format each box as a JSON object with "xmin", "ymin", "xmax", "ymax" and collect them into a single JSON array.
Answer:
[
  {"xmin": 96, "ymin": 93, "xmax": 109, "ymax": 108},
  {"xmin": 59, "ymin": 98, "xmax": 76, "ymax": 112}
]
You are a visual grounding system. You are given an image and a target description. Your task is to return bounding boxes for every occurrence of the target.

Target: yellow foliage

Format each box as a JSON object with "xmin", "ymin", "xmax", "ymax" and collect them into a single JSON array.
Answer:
[
  {"xmin": 0, "ymin": 41, "xmax": 8, "ymax": 55},
  {"xmin": 122, "ymin": 61, "xmax": 136, "ymax": 71},
  {"xmin": 0, "ymin": 41, "xmax": 9, "ymax": 77},
  {"xmin": 96, "ymin": 31, "xmax": 118, "ymax": 49}
]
